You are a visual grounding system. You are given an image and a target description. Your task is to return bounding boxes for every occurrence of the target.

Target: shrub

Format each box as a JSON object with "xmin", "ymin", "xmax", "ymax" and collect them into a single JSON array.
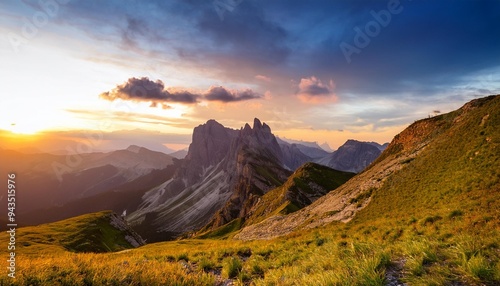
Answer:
[
  {"xmin": 448, "ymin": 210, "xmax": 464, "ymax": 219},
  {"xmin": 422, "ymin": 215, "xmax": 442, "ymax": 225},
  {"xmin": 222, "ymin": 257, "xmax": 243, "ymax": 279},
  {"xmin": 177, "ymin": 253, "xmax": 189, "ymax": 261},
  {"xmin": 466, "ymin": 254, "xmax": 494, "ymax": 281},
  {"xmin": 198, "ymin": 257, "xmax": 215, "ymax": 272}
]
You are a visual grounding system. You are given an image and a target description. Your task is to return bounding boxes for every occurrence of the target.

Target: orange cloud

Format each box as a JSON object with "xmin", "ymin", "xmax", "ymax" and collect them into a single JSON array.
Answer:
[{"xmin": 296, "ymin": 76, "xmax": 337, "ymax": 104}]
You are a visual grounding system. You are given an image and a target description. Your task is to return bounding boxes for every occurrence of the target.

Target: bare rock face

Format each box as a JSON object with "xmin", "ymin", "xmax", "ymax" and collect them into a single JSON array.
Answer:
[
  {"xmin": 187, "ymin": 119, "xmax": 237, "ymax": 168},
  {"xmin": 108, "ymin": 212, "xmax": 146, "ymax": 247},
  {"xmin": 127, "ymin": 118, "xmax": 290, "ymax": 240},
  {"xmin": 207, "ymin": 119, "xmax": 289, "ymax": 229}
]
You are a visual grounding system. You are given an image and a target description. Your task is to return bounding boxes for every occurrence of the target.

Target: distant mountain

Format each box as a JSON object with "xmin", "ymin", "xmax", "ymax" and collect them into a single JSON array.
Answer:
[
  {"xmin": 127, "ymin": 119, "xmax": 291, "ymax": 241},
  {"xmin": 277, "ymin": 137, "xmax": 384, "ymax": 173},
  {"xmin": 169, "ymin": 149, "xmax": 188, "ymax": 159},
  {"xmin": 277, "ymin": 138, "xmax": 330, "ymax": 170},
  {"xmin": 367, "ymin": 142, "xmax": 389, "ymax": 151},
  {"xmin": 16, "ymin": 164, "xmax": 180, "ymax": 227},
  {"xmin": 320, "ymin": 141, "xmax": 334, "ymax": 152},
  {"xmin": 236, "ymin": 95, "xmax": 500, "ymax": 240},
  {"xmin": 277, "ymin": 139, "xmax": 313, "ymax": 170},
  {"xmin": 278, "ymin": 137, "xmax": 324, "ymax": 149},
  {"xmin": 0, "ymin": 146, "xmax": 175, "ymax": 218},
  {"xmin": 315, "ymin": 140, "xmax": 382, "ymax": 173}
]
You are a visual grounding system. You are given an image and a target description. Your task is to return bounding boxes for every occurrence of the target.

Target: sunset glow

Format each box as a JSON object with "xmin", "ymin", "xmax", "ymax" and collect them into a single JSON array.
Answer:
[{"xmin": 1, "ymin": 0, "xmax": 499, "ymax": 151}]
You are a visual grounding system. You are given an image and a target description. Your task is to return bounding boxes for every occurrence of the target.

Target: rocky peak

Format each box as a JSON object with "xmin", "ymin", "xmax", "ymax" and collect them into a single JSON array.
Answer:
[
  {"xmin": 262, "ymin": 122, "xmax": 272, "ymax": 133},
  {"xmin": 242, "ymin": 123, "xmax": 252, "ymax": 134},
  {"xmin": 253, "ymin": 118, "xmax": 263, "ymax": 129},
  {"xmin": 186, "ymin": 119, "xmax": 237, "ymax": 167}
]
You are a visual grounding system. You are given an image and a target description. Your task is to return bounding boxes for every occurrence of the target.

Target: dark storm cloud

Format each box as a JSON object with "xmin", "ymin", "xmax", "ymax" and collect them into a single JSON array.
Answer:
[
  {"xmin": 28, "ymin": 0, "xmax": 500, "ymax": 98},
  {"xmin": 100, "ymin": 78, "xmax": 262, "ymax": 105},
  {"xmin": 99, "ymin": 77, "xmax": 198, "ymax": 104},
  {"xmin": 195, "ymin": 1, "xmax": 290, "ymax": 66},
  {"xmin": 303, "ymin": 0, "xmax": 500, "ymax": 95},
  {"xmin": 205, "ymin": 86, "xmax": 262, "ymax": 102}
]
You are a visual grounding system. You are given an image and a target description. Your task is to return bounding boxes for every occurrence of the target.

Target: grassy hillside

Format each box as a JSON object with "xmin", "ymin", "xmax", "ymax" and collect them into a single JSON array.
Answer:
[
  {"xmin": 0, "ymin": 211, "xmax": 142, "ymax": 255},
  {"xmin": 2, "ymin": 224, "xmax": 498, "ymax": 285},
  {"xmin": 354, "ymin": 94, "xmax": 500, "ymax": 227},
  {"xmin": 245, "ymin": 162, "xmax": 355, "ymax": 226}
]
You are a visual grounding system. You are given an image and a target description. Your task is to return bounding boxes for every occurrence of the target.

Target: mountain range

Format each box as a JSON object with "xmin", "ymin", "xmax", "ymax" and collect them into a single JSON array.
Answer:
[
  {"xmin": 2, "ymin": 95, "xmax": 498, "ymax": 285},
  {"xmin": 126, "ymin": 118, "xmax": 383, "ymax": 241},
  {"xmin": 0, "ymin": 146, "xmax": 176, "ymax": 227},
  {"xmin": 2, "ymin": 116, "xmax": 383, "ymax": 240}
]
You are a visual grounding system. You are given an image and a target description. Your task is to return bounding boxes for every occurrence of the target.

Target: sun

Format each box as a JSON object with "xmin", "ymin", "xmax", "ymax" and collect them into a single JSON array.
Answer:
[{"xmin": 8, "ymin": 123, "xmax": 43, "ymax": 135}]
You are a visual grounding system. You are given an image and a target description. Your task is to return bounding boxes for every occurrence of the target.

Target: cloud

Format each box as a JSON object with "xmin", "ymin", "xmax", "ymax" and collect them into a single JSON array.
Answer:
[
  {"xmin": 196, "ymin": 1, "xmax": 290, "ymax": 66},
  {"xmin": 99, "ymin": 77, "xmax": 198, "ymax": 105},
  {"xmin": 255, "ymin": 75, "xmax": 272, "ymax": 82},
  {"xmin": 296, "ymin": 77, "xmax": 337, "ymax": 104},
  {"xmin": 204, "ymin": 86, "xmax": 262, "ymax": 102},
  {"xmin": 100, "ymin": 78, "xmax": 263, "ymax": 106}
]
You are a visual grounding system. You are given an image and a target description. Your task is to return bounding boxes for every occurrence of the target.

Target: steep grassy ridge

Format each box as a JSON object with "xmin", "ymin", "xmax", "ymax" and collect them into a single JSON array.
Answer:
[{"xmin": 0, "ymin": 211, "xmax": 143, "ymax": 255}]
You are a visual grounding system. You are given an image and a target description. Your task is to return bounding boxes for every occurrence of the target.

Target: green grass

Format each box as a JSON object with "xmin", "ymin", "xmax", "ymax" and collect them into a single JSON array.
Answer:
[
  {"xmin": 197, "ymin": 218, "xmax": 243, "ymax": 239},
  {"xmin": 2, "ymin": 215, "xmax": 499, "ymax": 285},
  {"xmin": 245, "ymin": 162, "xmax": 354, "ymax": 226},
  {"xmin": 0, "ymin": 211, "xmax": 139, "ymax": 255},
  {"xmin": 222, "ymin": 256, "xmax": 243, "ymax": 279}
]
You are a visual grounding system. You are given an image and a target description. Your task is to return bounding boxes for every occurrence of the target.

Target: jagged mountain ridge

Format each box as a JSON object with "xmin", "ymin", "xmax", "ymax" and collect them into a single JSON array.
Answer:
[
  {"xmin": 126, "ymin": 118, "xmax": 386, "ymax": 240},
  {"xmin": 236, "ymin": 95, "xmax": 500, "ymax": 240},
  {"xmin": 127, "ymin": 118, "xmax": 291, "ymax": 241}
]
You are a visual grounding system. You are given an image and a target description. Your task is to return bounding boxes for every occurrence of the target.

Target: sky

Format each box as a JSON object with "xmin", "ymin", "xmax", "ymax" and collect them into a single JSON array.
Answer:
[{"xmin": 0, "ymin": 0, "xmax": 499, "ymax": 152}]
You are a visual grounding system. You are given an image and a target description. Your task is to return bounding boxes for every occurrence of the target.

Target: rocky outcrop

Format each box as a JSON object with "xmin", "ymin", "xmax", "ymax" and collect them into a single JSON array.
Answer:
[
  {"xmin": 108, "ymin": 212, "xmax": 146, "ymax": 247},
  {"xmin": 127, "ymin": 118, "xmax": 289, "ymax": 240},
  {"xmin": 206, "ymin": 119, "xmax": 289, "ymax": 228}
]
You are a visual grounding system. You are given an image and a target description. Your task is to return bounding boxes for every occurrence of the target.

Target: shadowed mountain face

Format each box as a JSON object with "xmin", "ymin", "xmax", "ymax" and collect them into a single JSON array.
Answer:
[
  {"xmin": 278, "ymin": 137, "xmax": 386, "ymax": 173},
  {"xmin": 127, "ymin": 118, "xmax": 291, "ymax": 241},
  {"xmin": 236, "ymin": 95, "xmax": 500, "ymax": 240},
  {"xmin": 315, "ymin": 140, "xmax": 382, "ymax": 173}
]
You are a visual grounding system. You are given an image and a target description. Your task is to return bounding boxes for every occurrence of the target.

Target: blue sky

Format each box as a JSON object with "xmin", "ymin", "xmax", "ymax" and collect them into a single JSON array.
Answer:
[{"xmin": 1, "ymin": 0, "xmax": 499, "ymax": 150}]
